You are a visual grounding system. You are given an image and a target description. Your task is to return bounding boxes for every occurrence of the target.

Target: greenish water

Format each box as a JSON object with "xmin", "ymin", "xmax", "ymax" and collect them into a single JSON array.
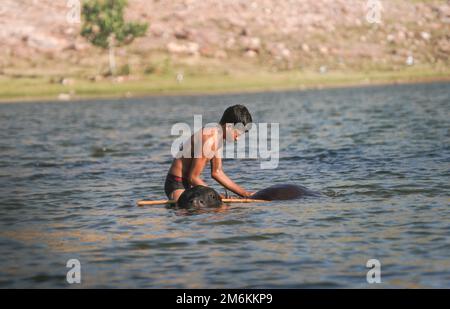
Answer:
[{"xmin": 0, "ymin": 82, "xmax": 449, "ymax": 288}]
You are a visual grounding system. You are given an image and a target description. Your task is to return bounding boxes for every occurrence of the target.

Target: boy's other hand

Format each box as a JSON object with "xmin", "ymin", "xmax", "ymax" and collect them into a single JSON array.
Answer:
[{"xmin": 243, "ymin": 191, "xmax": 255, "ymax": 198}]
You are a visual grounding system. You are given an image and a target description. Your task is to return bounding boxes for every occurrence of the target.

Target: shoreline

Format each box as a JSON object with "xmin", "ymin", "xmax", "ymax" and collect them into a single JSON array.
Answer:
[{"xmin": 1, "ymin": 70, "xmax": 449, "ymax": 104}]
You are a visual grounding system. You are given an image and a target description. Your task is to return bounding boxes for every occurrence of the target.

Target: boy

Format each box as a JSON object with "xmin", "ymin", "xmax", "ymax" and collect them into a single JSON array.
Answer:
[{"xmin": 164, "ymin": 105, "xmax": 254, "ymax": 201}]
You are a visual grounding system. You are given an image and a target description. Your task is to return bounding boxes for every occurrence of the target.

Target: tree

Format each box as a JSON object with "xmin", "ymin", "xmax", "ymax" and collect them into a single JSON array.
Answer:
[{"xmin": 81, "ymin": 0, "xmax": 148, "ymax": 75}]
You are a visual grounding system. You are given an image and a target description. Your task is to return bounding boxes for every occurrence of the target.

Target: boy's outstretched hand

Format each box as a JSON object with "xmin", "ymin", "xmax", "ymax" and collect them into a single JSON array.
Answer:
[
  {"xmin": 243, "ymin": 191, "xmax": 255, "ymax": 198},
  {"xmin": 219, "ymin": 191, "xmax": 254, "ymax": 199}
]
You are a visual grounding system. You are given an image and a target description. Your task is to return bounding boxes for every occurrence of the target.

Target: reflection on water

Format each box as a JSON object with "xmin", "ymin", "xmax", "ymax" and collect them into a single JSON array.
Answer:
[
  {"xmin": 0, "ymin": 82, "xmax": 449, "ymax": 288},
  {"xmin": 169, "ymin": 204, "xmax": 231, "ymax": 217}
]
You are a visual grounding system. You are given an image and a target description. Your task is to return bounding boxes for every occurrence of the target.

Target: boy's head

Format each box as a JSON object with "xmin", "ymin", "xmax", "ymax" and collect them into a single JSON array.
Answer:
[{"xmin": 219, "ymin": 105, "xmax": 253, "ymax": 141}]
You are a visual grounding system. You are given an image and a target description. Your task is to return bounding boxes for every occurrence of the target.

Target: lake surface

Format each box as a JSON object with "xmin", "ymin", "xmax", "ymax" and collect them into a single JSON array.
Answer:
[{"xmin": 0, "ymin": 82, "xmax": 449, "ymax": 288}]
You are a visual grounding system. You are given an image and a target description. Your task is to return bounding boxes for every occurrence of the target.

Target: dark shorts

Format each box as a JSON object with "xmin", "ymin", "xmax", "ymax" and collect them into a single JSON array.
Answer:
[{"xmin": 164, "ymin": 174, "xmax": 191, "ymax": 199}]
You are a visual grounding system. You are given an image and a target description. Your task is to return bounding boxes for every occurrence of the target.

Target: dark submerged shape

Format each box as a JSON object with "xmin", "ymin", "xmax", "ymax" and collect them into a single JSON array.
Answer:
[
  {"xmin": 177, "ymin": 185, "xmax": 222, "ymax": 208},
  {"xmin": 178, "ymin": 184, "xmax": 319, "ymax": 208},
  {"xmin": 251, "ymin": 184, "xmax": 320, "ymax": 201}
]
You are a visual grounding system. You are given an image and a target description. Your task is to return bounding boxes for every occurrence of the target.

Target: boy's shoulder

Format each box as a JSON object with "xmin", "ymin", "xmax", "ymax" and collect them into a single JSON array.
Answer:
[
  {"xmin": 199, "ymin": 127, "xmax": 222, "ymax": 156},
  {"xmin": 201, "ymin": 127, "xmax": 220, "ymax": 141},
  {"xmin": 202, "ymin": 126, "xmax": 219, "ymax": 135}
]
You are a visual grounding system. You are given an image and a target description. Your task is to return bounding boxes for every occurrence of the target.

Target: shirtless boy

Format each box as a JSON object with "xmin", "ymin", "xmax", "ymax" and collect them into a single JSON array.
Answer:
[{"xmin": 164, "ymin": 105, "xmax": 254, "ymax": 201}]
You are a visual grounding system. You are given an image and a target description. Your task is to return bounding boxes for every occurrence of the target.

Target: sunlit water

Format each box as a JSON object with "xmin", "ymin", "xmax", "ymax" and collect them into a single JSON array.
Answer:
[{"xmin": 0, "ymin": 82, "xmax": 449, "ymax": 288}]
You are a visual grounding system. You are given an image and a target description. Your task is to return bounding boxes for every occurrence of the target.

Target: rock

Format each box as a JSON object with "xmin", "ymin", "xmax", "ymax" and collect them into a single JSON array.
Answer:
[
  {"xmin": 302, "ymin": 43, "xmax": 310, "ymax": 52},
  {"xmin": 57, "ymin": 93, "xmax": 71, "ymax": 101},
  {"xmin": 150, "ymin": 23, "xmax": 165, "ymax": 37},
  {"xmin": 406, "ymin": 55, "xmax": 414, "ymax": 66},
  {"xmin": 240, "ymin": 28, "xmax": 248, "ymax": 36},
  {"xmin": 397, "ymin": 31, "xmax": 406, "ymax": 41},
  {"xmin": 60, "ymin": 78, "xmax": 74, "ymax": 86},
  {"xmin": 241, "ymin": 37, "xmax": 261, "ymax": 52},
  {"xmin": 225, "ymin": 37, "xmax": 236, "ymax": 49},
  {"xmin": 176, "ymin": 73, "xmax": 184, "ymax": 83},
  {"xmin": 441, "ymin": 16, "xmax": 450, "ymax": 24},
  {"xmin": 174, "ymin": 28, "xmax": 190, "ymax": 40},
  {"xmin": 89, "ymin": 75, "xmax": 103, "ymax": 82},
  {"xmin": 114, "ymin": 76, "xmax": 125, "ymax": 83},
  {"xmin": 227, "ymin": 16, "xmax": 247, "ymax": 29},
  {"xmin": 270, "ymin": 43, "xmax": 291, "ymax": 60},
  {"xmin": 214, "ymin": 50, "xmax": 228, "ymax": 59},
  {"xmin": 387, "ymin": 34, "xmax": 395, "ymax": 43},
  {"xmin": 420, "ymin": 32, "xmax": 431, "ymax": 41},
  {"xmin": 437, "ymin": 39, "xmax": 450, "ymax": 52},
  {"xmin": 64, "ymin": 28, "xmax": 75, "ymax": 36},
  {"xmin": 319, "ymin": 46, "xmax": 328, "ymax": 55},
  {"xmin": 167, "ymin": 41, "xmax": 199, "ymax": 55},
  {"xmin": 281, "ymin": 48, "xmax": 291, "ymax": 59},
  {"xmin": 64, "ymin": 41, "xmax": 89, "ymax": 51},
  {"xmin": 199, "ymin": 45, "xmax": 215, "ymax": 57},
  {"xmin": 438, "ymin": 4, "xmax": 450, "ymax": 19},
  {"xmin": 244, "ymin": 50, "xmax": 257, "ymax": 58},
  {"xmin": 24, "ymin": 33, "xmax": 68, "ymax": 51}
]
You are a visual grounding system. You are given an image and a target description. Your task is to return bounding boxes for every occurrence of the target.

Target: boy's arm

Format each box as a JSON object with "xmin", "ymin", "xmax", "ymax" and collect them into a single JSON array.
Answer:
[
  {"xmin": 188, "ymin": 157, "xmax": 209, "ymax": 187},
  {"xmin": 210, "ymin": 156, "xmax": 253, "ymax": 197}
]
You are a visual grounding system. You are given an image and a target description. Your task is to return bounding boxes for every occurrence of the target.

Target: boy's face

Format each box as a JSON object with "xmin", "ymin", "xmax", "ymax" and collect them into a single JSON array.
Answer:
[
  {"xmin": 224, "ymin": 124, "xmax": 245, "ymax": 142},
  {"xmin": 232, "ymin": 128, "xmax": 245, "ymax": 141}
]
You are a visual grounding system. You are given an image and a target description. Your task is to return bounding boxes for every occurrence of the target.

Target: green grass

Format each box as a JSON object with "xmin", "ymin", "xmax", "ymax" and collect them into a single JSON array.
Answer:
[{"xmin": 1, "ymin": 65, "xmax": 449, "ymax": 103}]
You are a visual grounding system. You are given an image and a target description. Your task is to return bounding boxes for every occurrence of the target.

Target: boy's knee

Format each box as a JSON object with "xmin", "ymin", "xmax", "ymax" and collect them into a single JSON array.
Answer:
[{"xmin": 171, "ymin": 189, "xmax": 185, "ymax": 201}]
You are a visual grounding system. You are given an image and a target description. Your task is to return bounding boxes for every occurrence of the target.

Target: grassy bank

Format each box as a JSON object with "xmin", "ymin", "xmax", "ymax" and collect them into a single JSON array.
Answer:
[{"xmin": 1, "ymin": 66, "xmax": 449, "ymax": 103}]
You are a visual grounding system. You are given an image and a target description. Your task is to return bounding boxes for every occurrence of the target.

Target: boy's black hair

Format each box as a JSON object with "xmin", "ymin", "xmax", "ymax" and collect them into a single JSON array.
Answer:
[{"xmin": 219, "ymin": 105, "xmax": 253, "ymax": 131}]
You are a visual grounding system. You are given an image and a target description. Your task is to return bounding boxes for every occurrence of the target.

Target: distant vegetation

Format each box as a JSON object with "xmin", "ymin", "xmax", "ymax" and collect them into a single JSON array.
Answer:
[{"xmin": 81, "ymin": 0, "xmax": 147, "ymax": 75}]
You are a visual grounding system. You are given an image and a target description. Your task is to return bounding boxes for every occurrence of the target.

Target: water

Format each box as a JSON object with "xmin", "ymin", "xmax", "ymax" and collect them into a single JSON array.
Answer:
[{"xmin": 0, "ymin": 82, "xmax": 449, "ymax": 288}]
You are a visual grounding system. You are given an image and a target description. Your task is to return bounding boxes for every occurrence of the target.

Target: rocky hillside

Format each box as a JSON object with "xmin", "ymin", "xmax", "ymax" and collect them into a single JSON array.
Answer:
[{"xmin": 1, "ymin": 0, "xmax": 449, "ymax": 77}]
